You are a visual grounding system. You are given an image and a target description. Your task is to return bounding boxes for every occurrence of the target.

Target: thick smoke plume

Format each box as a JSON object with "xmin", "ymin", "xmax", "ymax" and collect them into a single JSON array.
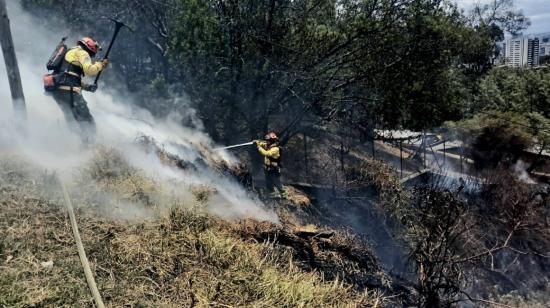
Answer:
[{"xmin": 0, "ymin": 1, "xmax": 278, "ymax": 223}]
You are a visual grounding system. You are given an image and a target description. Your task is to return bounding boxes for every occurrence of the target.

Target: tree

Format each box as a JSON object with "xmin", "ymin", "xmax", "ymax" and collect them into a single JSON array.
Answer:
[
  {"xmin": 446, "ymin": 110, "xmax": 550, "ymax": 172},
  {"xmin": 20, "ymin": 0, "xmax": 506, "ymax": 143},
  {"xmin": 470, "ymin": 0, "xmax": 531, "ymax": 36},
  {"xmin": 410, "ymin": 180, "xmax": 549, "ymax": 307},
  {"xmin": 471, "ymin": 67, "xmax": 550, "ymax": 117}
]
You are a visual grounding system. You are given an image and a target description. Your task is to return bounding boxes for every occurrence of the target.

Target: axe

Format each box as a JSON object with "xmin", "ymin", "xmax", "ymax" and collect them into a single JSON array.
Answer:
[{"xmin": 93, "ymin": 18, "xmax": 134, "ymax": 86}]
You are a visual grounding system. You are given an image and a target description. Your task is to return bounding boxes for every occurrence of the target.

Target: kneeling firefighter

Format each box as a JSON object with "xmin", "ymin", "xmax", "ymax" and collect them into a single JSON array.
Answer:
[
  {"xmin": 254, "ymin": 132, "xmax": 288, "ymax": 198},
  {"xmin": 44, "ymin": 37, "xmax": 108, "ymax": 142}
]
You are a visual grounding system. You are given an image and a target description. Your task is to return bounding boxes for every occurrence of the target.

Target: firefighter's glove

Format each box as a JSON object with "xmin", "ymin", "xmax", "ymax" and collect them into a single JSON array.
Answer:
[{"xmin": 101, "ymin": 59, "xmax": 109, "ymax": 69}]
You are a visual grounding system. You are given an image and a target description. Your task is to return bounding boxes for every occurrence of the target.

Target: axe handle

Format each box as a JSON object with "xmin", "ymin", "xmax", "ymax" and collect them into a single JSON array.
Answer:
[{"xmin": 93, "ymin": 24, "xmax": 123, "ymax": 86}]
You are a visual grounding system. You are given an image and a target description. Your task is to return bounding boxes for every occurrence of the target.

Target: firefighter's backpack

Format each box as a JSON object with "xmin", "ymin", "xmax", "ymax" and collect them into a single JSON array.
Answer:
[{"xmin": 43, "ymin": 37, "xmax": 68, "ymax": 92}]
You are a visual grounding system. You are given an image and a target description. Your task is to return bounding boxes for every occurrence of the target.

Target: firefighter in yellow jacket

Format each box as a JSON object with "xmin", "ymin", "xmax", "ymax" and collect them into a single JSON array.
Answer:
[
  {"xmin": 254, "ymin": 132, "xmax": 288, "ymax": 198},
  {"xmin": 52, "ymin": 37, "xmax": 108, "ymax": 142}
]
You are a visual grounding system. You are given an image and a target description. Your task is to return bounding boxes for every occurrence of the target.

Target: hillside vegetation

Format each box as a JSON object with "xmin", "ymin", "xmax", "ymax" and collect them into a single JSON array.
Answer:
[{"xmin": 0, "ymin": 153, "xmax": 391, "ymax": 307}]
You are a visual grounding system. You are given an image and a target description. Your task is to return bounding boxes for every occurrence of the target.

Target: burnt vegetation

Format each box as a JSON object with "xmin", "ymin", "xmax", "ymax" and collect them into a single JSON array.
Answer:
[{"xmin": 1, "ymin": 0, "xmax": 550, "ymax": 307}]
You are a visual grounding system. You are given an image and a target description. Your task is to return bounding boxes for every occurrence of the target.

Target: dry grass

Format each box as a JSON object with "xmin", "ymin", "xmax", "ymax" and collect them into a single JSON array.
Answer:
[
  {"xmin": 0, "ymin": 155, "xmax": 385, "ymax": 307},
  {"xmin": 77, "ymin": 147, "xmax": 162, "ymax": 205},
  {"xmin": 284, "ymin": 186, "xmax": 311, "ymax": 207}
]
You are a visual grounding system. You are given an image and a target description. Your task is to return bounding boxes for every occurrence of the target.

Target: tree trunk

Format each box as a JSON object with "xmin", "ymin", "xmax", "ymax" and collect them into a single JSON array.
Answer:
[{"xmin": 0, "ymin": 0, "xmax": 26, "ymax": 124}]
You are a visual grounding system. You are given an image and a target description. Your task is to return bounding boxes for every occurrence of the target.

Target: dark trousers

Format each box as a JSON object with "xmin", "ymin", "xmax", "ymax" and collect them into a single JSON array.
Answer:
[
  {"xmin": 265, "ymin": 169, "xmax": 284, "ymax": 196},
  {"xmin": 52, "ymin": 90, "xmax": 96, "ymax": 142}
]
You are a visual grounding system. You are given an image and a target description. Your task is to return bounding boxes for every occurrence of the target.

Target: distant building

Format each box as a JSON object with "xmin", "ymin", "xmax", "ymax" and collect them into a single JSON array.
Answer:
[
  {"xmin": 505, "ymin": 38, "xmax": 528, "ymax": 67},
  {"xmin": 528, "ymin": 32, "xmax": 550, "ymax": 63},
  {"xmin": 528, "ymin": 38, "xmax": 539, "ymax": 66},
  {"xmin": 504, "ymin": 37, "xmax": 539, "ymax": 67}
]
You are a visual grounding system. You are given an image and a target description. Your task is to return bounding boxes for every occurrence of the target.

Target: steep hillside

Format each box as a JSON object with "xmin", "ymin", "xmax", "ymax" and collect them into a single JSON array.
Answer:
[{"xmin": 0, "ymin": 154, "xmax": 401, "ymax": 307}]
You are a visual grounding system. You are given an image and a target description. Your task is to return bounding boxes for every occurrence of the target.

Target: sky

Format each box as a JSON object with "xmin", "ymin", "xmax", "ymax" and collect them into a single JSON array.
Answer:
[{"xmin": 454, "ymin": 0, "xmax": 550, "ymax": 34}]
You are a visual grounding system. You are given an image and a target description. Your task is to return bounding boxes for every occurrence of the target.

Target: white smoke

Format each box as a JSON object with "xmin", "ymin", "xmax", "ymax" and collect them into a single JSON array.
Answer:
[
  {"xmin": 512, "ymin": 160, "xmax": 536, "ymax": 184},
  {"xmin": 0, "ymin": 0, "xmax": 278, "ymax": 223}
]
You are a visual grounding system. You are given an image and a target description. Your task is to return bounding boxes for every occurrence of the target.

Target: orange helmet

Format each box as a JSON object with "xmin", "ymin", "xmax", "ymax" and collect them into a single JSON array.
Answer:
[
  {"xmin": 78, "ymin": 37, "xmax": 100, "ymax": 56},
  {"xmin": 265, "ymin": 132, "xmax": 278, "ymax": 141}
]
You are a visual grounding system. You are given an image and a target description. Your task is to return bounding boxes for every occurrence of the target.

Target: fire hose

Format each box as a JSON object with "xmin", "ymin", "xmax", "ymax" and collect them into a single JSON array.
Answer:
[
  {"xmin": 60, "ymin": 180, "xmax": 105, "ymax": 308},
  {"xmin": 214, "ymin": 141, "xmax": 255, "ymax": 151}
]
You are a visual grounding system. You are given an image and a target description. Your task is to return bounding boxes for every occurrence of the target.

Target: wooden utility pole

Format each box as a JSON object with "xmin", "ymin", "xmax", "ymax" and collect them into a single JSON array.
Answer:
[{"xmin": 0, "ymin": 0, "xmax": 27, "ymax": 123}]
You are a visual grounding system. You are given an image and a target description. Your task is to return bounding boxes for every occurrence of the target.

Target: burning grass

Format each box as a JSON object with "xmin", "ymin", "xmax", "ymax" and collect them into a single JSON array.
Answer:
[{"xmin": 0, "ymin": 155, "xmax": 387, "ymax": 307}]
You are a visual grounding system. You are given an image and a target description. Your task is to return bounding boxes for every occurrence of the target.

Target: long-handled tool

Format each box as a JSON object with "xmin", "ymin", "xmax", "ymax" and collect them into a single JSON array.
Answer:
[
  {"xmin": 215, "ymin": 141, "xmax": 255, "ymax": 151},
  {"xmin": 93, "ymin": 18, "xmax": 134, "ymax": 86}
]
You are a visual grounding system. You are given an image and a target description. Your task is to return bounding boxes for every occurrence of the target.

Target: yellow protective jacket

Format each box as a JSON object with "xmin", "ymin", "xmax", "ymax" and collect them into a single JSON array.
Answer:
[
  {"xmin": 257, "ymin": 141, "xmax": 281, "ymax": 171},
  {"xmin": 57, "ymin": 46, "xmax": 105, "ymax": 92},
  {"xmin": 65, "ymin": 46, "xmax": 104, "ymax": 77}
]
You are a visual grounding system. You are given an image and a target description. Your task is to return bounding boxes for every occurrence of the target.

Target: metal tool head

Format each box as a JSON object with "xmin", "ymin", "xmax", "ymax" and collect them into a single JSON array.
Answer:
[{"xmin": 108, "ymin": 17, "xmax": 134, "ymax": 32}]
